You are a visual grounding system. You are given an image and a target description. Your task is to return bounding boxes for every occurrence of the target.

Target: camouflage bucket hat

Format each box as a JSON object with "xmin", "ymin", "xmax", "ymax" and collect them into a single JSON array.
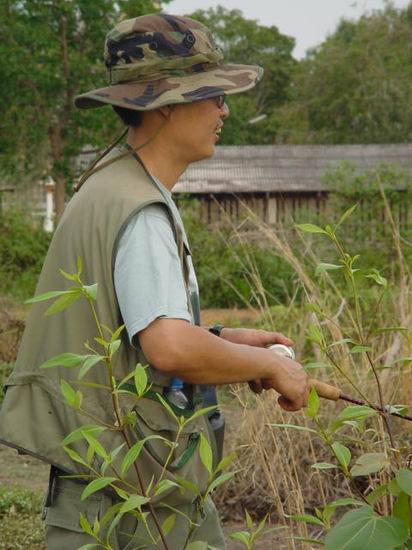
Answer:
[{"xmin": 74, "ymin": 13, "xmax": 263, "ymax": 111}]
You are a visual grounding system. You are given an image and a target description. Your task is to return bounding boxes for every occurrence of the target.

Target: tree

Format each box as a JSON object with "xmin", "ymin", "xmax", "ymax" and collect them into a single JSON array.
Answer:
[
  {"xmin": 189, "ymin": 7, "xmax": 297, "ymax": 145},
  {"xmin": 0, "ymin": 0, "xmax": 167, "ymax": 222},
  {"xmin": 277, "ymin": 2, "xmax": 412, "ymax": 144}
]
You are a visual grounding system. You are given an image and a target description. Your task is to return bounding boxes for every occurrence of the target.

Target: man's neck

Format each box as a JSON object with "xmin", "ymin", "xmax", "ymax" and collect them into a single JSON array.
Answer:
[{"xmin": 127, "ymin": 127, "xmax": 187, "ymax": 192}]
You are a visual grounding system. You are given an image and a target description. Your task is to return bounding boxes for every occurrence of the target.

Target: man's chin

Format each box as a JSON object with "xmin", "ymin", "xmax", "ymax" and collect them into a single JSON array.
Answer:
[{"xmin": 192, "ymin": 145, "xmax": 216, "ymax": 163}]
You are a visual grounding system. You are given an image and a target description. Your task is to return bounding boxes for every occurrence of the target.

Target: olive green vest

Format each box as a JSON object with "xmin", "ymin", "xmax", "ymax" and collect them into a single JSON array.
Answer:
[{"xmin": 0, "ymin": 149, "xmax": 210, "ymax": 504}]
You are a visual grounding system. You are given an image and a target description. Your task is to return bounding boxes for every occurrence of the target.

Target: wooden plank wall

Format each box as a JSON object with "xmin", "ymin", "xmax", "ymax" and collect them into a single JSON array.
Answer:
[{"xmin": 176, "ymin": 192, "xmax": 412, "ymax": 238}]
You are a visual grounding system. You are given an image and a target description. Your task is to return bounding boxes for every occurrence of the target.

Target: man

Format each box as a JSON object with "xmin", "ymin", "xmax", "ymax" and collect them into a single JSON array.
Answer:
[{"xmin": 0, "ymin": 13, "xmax": 309, "ymax": 549}]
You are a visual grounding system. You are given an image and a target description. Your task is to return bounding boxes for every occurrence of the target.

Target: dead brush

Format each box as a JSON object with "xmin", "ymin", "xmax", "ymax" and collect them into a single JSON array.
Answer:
[{"xmin": 210, "ymin": 195, "xmax": 412, "ymax": 547}]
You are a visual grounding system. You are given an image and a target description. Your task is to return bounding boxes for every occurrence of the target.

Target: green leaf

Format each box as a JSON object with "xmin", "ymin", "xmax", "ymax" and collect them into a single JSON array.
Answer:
[
  {"xmin": 45, "ymin": 290, "xmax": 82, "ymax": 315},
  {"xmin": 336, "ymin": 204, "xmax": 358, "ymax": 228},
  {"xmin": 207, "ymin": 471, "xmax": 236, "ymax": 495},
  {"xmin": 350, "ymin": 452, "xmax": 389, "ymax": 477},
  {"xmin": 350, "ymin": 345, "xmax": 372, "ymax": 354},
  {"xmin": 25, "ymin": 289, "xmax": 74, "ymax": 304},
  {"xmin": 82, "ymin": 433, "xmax": 109, "ymax": 461},
  {"xmin": 245, "ymin": 509, "xmax": 254, "ymax": 530},
  {"xmin": 59, "ymin": 268, "xmax": 78, "ymax": 282},
  {"xmin": 291, "ymin": 537, "xmax": 324, "ymax": 546},
  {"xmin": 326, "ymin": 338, "xmax": 354, "ymax": 349},
  {"xmin": 315, "ymin": 263, "xmax": 343, "ymax": 276},
  {"xmin": 185, "ymin": 543, "xmax": 208, "ymax": 550},
  {"xmin": 62, "ymin": 425, "xmax": 106, "ymax": 446},
  {"xmin": 268, "ymin": 423, "xmax": 317, "ymax": 434},
  {"xmin": 365, "ymin": 269, "xmax": 388, "ymax": 288},
  {"xmin": 111, "ymin": 325, "xmax": 125, "ymax": 342},
  {"xmin": 312, "ymin": 462, "xmax": 338, "ymax": 470},
  {"xmin": 229, "ymin": 531, "xmax": 250, "ymax": 545},
  {"xmin": 335, "ymin": 405, "xmax": 378, "ymax": 423},
  {"xmin": 79, "ymin": 513, "xmax": 93, "ymax": 536},
  {"xmin": 81, "ymin": 477, "xmax": 116, "ymax": 501},
  {"xmin": 77, "ymin": 256, "xmax": 83, "ymax": 276},
  {"xmin": 83, "ymin": 283, "xmax": 98, "ymax": 301},
  {"xmin": 304, "ymin": 361, "xmax": 330, "ymax": 370},
  {"xmin": 307, "ymin": 386, "xmax": 320, "ymax": 418},
  {"xmin": 366, "ymin": 484, "xmax": 388, "ymax": 505},
  {"xmin": 119, "ymin": 494, "xmax": 151, "ymax": 514},
  {"xmin": 287, "ymin": 514, "xmax": 325, "ymax": 527},
  {"xmin": 78, "ymin": 355, "xmax": 104, "ymax": 379},
  {"xmin": 120, "ymin": 435, "xmax": 166, "ymax": 477},
  {"xmin": 387, "ymin": 404, "xmax": 408, "ymax": 416},
  {"xmin": 295, "ymin": 223, "xmax": 328, "ymax": 234},
  {"xmin": 215, "ymin": 451, "xmax": 237, "ymax": 473},
  {"xmin": 327, "ymin": 497, "xmax": 363, "ymax": 508},
  {"xmin": 63, "ymin": 446, "xmax": 88, "ymax": 467},
  {"xmin": 396, "ymin": 469, "xmax": 412, "ymax": 496},
  {"xmin": 108, "ymin": 339, "xmax": 121, "ymax": 356},
  {"xmin": 305, "ymin": 303, "xmax": 323, "ymax": 315},
  {"xmin": 77, "ymin": 545, "xmax": 100, "ymax": 550},
  {"xmin": 307, "ymin": 324, "xmax": 323, "ymax": 345},
  {"xmin": 156, "ymin": 393, "xmax": 178, "ymax": 423},
  {"xmin": 161, "ymin": 513, "xmax": 176, "ymax": 536},
  {"xmin": 134, "ymin": 365, "xmax": 148, "ymax": 397},
  {"xmin": 40, "ymin": 352, "xmax": 88, "ymax": 369},
  {"xmin": 393, "ymin": 491, "xmax": 410, "ymax": 530},
  {"xmin": 61, "ymin": 379, "xmax": 78, "ymax": 408},
  {"xmin": 199, "ymin": 432, "xmax": 213, "ymax": 476},
  {"xmin": 324, "ymin": 506, "xmax": 408, "ymax": 550},
  {"xmin": 153, "ymin": 479, "xmax": 180, "ymax": 497},
  {"xmin": 389, "ymin": 478, "xmax": 402, "ymax": 497},
  {"xmin": 174, "ymin": 475, "xmax": 201, "ymax": 498},
  {"xmin": 183, "ymin": 405, "xmax": 218, "ymax": 426},
  {"xmin": 332, "ymin": 442, "xmax": 351, "ymax": 470}
]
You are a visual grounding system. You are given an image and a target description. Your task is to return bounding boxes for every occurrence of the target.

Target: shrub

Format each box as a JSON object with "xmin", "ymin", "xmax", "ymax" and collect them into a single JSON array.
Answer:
[
  {"xmin": 180, "ymin": 199, "xmax": 296, "ymax": 308},
  {"xmin": 0, "ymin": 210, "xmax": 51, "ymax": 300}
]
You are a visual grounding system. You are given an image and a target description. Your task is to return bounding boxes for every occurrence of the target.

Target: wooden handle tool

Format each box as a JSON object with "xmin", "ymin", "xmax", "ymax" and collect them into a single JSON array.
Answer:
[
  {"xmin": 309, "ymin": 378, "xmax": 341, "ymax": 401},
  {"xmin": 308, "ymin": 378, "xmax": 412, "ymax": 422}
]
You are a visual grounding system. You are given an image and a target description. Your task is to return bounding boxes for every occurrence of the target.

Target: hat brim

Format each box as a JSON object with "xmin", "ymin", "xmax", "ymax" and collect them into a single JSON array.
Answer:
[{"xmin": 74, "ymin": 63, "xmax": 263, "ymax": 111}]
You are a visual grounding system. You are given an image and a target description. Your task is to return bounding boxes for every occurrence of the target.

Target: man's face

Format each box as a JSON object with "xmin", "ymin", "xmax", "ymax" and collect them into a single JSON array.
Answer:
[{"xmin": 168, "ymin": 96, "xmax": 230, "ymax": 163}]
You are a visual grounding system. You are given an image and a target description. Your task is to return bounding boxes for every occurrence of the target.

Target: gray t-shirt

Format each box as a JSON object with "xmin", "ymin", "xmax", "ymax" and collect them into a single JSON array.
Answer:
[{"xmin": 113, "ymin": 178, "xmax": 198, "ymax": 348}]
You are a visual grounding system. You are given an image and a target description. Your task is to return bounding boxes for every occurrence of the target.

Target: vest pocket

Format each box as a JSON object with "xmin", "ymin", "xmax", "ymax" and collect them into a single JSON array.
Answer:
[
  {"xmin": 126, "ymin": 395, "xmax": 210, "ymax": 505},
  {"xmin": 132, "ymin": 395, "xmax": 200, "ymax": 468}
]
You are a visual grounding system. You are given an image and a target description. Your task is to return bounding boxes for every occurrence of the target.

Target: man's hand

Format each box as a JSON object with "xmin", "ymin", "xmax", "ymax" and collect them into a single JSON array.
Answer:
[
  {"xmin": 219, "ymin": 328, "xmax": 296, "ymax": 397},
  {"xmin": 220, "ymin": 327, "xmax": 293, "ymax": 348},
  {"xmin": 260, "ymin": 357, "xmax": 310, "ymax": 412}
]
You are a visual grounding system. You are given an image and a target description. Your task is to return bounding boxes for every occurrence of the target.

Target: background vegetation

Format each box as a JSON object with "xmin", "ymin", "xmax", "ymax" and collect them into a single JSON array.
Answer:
[{"xmin": 2, "ymin": 1, "xmax": 412, "ymax": 548}]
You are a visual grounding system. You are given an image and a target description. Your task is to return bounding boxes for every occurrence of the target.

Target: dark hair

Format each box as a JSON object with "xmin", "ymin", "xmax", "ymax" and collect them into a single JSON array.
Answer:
[{"xmin": 112, "ymin": 105, "xmax": 143, "ymax": 128}]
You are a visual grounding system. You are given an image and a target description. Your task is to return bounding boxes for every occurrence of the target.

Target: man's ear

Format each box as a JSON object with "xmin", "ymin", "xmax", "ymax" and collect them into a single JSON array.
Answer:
[{"xmin": 158, "ymin": 105, "xmax": 173, "ymax": 119}]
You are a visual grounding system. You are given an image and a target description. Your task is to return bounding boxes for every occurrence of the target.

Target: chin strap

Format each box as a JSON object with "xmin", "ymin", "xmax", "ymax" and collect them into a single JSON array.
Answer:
[{"xmin": 73, "ymin": 111, "xmax": 171, "ymax": 193}]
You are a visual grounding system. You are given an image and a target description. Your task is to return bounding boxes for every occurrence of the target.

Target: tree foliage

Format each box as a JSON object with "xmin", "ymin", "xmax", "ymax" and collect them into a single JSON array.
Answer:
[
  {"xmin": 188, "ymin": 7, "xmax": 296, "ymax": 145},
  {"xmin": 277, "ymin": 2, "xmax": 412, "ymax": 144},
  {"xmin": 0, "ymin": 0, "xmax": 167, "ymax": 219}
]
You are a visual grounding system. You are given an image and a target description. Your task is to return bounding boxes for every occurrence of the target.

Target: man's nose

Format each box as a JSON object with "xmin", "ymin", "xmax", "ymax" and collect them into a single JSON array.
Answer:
[{"xmin": 221, "ymin": 102, "xmax": 230, "ymax": 118}]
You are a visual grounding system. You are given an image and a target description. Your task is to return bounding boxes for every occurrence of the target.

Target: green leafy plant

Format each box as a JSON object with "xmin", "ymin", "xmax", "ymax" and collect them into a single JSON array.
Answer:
[
  {"xmin": 268, "ymin": 204, "xmax": 412, "ymax": 548},
  {"xmin": 27, "ymin": 258, "xmax": 270, "ymax": 549}
]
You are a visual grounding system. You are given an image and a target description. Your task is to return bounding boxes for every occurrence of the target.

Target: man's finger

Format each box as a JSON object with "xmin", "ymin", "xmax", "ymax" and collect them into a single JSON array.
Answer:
[
  {"xmin": 278, "ymin": 395, "xmax": 302, "ymax": 412},
  {"xmin": 266, "ymin": 332, "xmax": 294, "ymax": 347},
  {"xmin": 248, "ymin": 380, "xmax": 263, "ymax": 394}
]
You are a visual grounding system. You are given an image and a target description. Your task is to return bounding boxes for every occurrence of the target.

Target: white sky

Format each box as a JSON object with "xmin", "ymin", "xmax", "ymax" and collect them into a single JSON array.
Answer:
[{"xmin": 166, "ymin": 0, "xmax": 411, "ymax": 58}]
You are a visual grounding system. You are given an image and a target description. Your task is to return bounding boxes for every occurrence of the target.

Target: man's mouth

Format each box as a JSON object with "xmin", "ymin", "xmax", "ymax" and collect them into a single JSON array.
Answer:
[{"xmin": 215, "ymin": 124, "xmax": 223, "ymax": 138}]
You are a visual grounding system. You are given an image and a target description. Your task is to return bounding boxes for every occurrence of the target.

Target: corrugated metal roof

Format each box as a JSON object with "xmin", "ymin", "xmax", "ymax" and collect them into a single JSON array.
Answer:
[{"xmin": 173, "ymin": 144, "xmax": 412, "ymax": 194}]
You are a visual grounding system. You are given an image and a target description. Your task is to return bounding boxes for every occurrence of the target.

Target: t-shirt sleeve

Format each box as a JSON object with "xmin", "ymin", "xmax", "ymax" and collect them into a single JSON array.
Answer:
[{"xmin": 114, "ymin": 204, "xmax": 191, "ymax": 348}]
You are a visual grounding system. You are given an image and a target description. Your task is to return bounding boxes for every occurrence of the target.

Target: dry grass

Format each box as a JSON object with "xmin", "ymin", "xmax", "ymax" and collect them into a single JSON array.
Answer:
[{"xmin": 209, "ymin": 200, "xmax": 412, "ymax": 549}]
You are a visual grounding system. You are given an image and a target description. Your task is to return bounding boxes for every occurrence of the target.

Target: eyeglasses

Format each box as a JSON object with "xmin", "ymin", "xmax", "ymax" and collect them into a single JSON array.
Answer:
[{"xmin": 214, "ymin": 95, "xmax": 226, "ymax": 109}]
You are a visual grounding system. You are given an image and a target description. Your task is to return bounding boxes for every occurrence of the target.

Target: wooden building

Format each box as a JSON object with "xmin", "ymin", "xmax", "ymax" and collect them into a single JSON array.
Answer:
[
  {"xmin": 173, "ymin": 144, "xmax": 412, "ymax": 226},
  {"xmin": 3, "ymin": 144, "xmax": 412, "ymax": 230}
]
